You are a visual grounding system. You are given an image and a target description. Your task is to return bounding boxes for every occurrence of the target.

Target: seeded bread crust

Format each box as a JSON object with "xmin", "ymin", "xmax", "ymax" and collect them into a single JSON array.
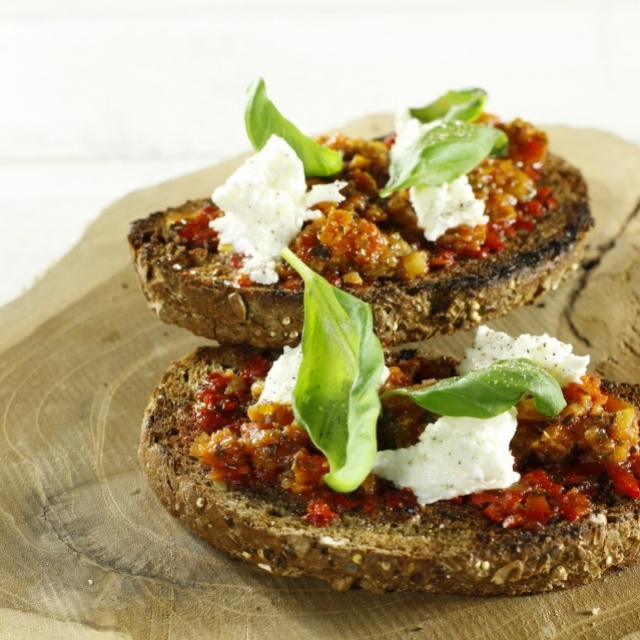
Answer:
[
  {"xmin": 138, "ymin": 346, "xmax": 640, "ymax": 596},
  {"xmin": 128, "ymin": 153, "xmax": 592, "ymax": 349}
]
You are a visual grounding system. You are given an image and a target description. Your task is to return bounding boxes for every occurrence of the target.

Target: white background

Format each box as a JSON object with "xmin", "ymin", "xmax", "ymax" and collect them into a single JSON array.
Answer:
[{"xmin": 2, "ymin": 0, "xmax": 639, "ymax": 307}]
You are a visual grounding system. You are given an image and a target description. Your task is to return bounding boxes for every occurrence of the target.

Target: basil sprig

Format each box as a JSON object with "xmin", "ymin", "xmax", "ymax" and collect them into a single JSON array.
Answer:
[
  {"xmin": 409, "ymin": 88, "xmax": 487, "ymax": 124},
  {"xmin": 380, "ymin": 120, "xmax": 508, "ymax": 197},
  {"xmin": 381, "ymin": 87, "xmax": 509, "ymax": 196},
  {"xmin": 281, "ymin": 249, "xmax": 386, "ymax": 493},
  {"xmin": 245, "ymin": 78, "xmax": 343, "ymax": 178},
  {"xmin": 383, "ymin": 358, "xmax": 566, "ymax": 419}
]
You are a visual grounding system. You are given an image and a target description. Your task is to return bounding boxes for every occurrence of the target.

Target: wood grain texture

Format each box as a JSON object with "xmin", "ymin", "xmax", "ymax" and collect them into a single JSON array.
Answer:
[{"xmin": 2, "ymin": 118, "xmax": 640, "ymax": 640}]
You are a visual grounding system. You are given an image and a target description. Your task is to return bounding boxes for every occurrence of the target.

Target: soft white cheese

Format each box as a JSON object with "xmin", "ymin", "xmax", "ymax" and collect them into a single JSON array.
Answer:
[
  {"xmin": 373, "ymin": 409, "xmax": 520, "ymax": 505},
  {"xmin": 409, "ymin": 175, "xmax": 488, "ymax": 242},
  {"xmin": 258, "ymin": 344, "xmax": 303, "ymax": 406},
  {"xmin": 459, "ymin": 325, "xmax": 589, "ymax": 386},
  {"xmin": 391, "ymin": 109, "xmax": 487, "ymax": 241},
  {"xmin": 210, "ymin": 135, "xmax": 346, "ymax": 284}
]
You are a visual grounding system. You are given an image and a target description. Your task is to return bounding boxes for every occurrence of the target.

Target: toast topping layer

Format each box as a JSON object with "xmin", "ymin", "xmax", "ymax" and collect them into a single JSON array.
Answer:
[
  {"xmin": 166, "ymin": 117, "xmax": 555, "ymax": 289},
  {"xmin": 188, "ymin": 349, "xmax": 640, "ymax": 531}
]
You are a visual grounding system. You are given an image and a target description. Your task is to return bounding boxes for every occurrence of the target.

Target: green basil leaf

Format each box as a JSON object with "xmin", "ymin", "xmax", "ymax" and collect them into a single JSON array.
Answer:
[
  {"xmin": 244, "ymin": 78, "xmax": 343, "ymax": 177},
  {"xmin": 491, "ymin": 132, "xmax": 509, "ymax": 159},
  {"xmin": 281, "ymin": 248, "xmax": 385, "ymax": 493},
  {"xmin": 383, "ymin": 358, "xmax": 566, "ymax": 419},
  {"xmin": 380, "ymin": 121, "xmax": 508, "ymax": 196},
  {"xmin": 409, "ymin": 88, "xmax": 487, "ymax": 123}
]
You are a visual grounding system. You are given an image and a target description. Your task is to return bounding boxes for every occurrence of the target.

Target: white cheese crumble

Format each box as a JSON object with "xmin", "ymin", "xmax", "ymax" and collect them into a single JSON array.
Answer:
[
  {"xmin": 391, "ymin": 109, "xmax": 487, "ymax": 241},
  {"xmin": 373, "ymin": 409, "xmax": 520, "ymax": 505},
  {"xmin": 258, "ymin": 344, "xmax": 303, "ymax": 406},
  {"xmin": 459, "ymin": 325, "xmax": 589, "ymax": 386},
  {"xmin": 210, "ymin": 134, "xmax": 346, "ymax": 284},
  {"xmin": 409, "ymin": 175, "xmax": 488, "ymax": 242}
]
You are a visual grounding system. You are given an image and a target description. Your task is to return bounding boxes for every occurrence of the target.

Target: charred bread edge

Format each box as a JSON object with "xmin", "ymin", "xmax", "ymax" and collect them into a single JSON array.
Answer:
[
  {"xmin": 138, "ymin": 346, "xmax": 640, "ymax": 596},
  {"xmin": 128, "ymin": 152, "xmax": 593, "ymax": 349}
]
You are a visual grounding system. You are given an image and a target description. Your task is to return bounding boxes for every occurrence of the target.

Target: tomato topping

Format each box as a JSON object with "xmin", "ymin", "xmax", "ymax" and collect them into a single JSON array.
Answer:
[
  {"xmin": 171, "ymin": 205, "xmax": 221, "ymax": 250},
  {"xmin": 169, "ymin": 119, "xmax": 556, "ymax": 288},
  {"xmin": 189, "ymin": 347, "xmax": 640, "ymax": 529},
  {"xmin": 192, "ymin": 356, "xmax": 272, "ymax": 434},
  {"xmin": 607, "ymin": 464, "xmax": 640, "ymax": 499},
  {"xmin": 303, "ymin": 499, "xmax": 340, "ymax": 527}
]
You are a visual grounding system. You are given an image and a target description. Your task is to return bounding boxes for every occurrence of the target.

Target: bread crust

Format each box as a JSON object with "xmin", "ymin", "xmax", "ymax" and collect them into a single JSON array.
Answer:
[
  {"xmin": 138, "ymin": 346, "xmax": 640, "ymax": 596},
  {"xmin": 128, "ymin": 153, "xmax": 592, "ymax": 349}
]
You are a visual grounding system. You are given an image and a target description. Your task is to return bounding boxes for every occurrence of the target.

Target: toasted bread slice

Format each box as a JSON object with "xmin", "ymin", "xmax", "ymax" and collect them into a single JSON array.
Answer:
[
  {"xmin": 138, "ymin": 346, "xmax": 640, "ymax": 596},
  {"xmin": 128, "ymin": 151, "xmax": 592, "ymax": 349}
]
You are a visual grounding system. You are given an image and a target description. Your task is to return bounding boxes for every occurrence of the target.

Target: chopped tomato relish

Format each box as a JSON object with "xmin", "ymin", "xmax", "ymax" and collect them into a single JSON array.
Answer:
[
  {"xmin": 189, "ymin": 352, "xmax": 640, "ymax": 528},
  {"xmin": 168, "ymin": 204, "xmax": 222, "ymax": 252},
  {"xmin": 190, "ymin": 396, "xmax": 419, "ymax": 524},
  {"xmin": 166, "ymin": 118, "xmax": 556, "ymax": 288},
  {"xmin": 191, "ymin": 355, "xmax": 272, "ymax": 434}
]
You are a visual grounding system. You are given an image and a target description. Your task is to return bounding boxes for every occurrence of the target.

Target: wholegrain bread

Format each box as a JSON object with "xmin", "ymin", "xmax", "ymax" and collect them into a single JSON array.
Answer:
[
  {"xmin": 138, "ymin": 345, "xmax": 640, "ymax": 596},
  {"xmin": 129, "ymin": 152, "xmax": 592, "ymax": 349}
]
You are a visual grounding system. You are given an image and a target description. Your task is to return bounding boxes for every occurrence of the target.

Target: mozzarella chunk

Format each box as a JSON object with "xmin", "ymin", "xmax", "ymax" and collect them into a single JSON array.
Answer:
[
  {"xmin": 373, "ymin": 409, "xmax": 520, "ymax": 505},
  {"xmin": 409, "ymin": 175, "xmax": 488, "ymax": 242},
  {"xmin": 459, "ymin": 325, "xmax": 589, "ymax": 386},
  {"xmin": 211, "ymin": 135, "xmax": 346, "ymax": 284},
  {"xmin": 258, "ymin": 344, "xmax": 303, "ymax": 406}
]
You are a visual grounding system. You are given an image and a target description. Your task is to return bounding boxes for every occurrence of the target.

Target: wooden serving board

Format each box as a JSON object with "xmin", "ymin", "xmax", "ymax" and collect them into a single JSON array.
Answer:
[{"xmin": 2, "ymin": 116, "xmax": 640, "ymax": 640}]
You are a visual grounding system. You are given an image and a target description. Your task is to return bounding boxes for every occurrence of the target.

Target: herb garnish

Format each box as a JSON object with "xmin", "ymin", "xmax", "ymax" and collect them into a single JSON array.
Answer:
[
  {"xmin": 380, "ymin": 120, "xmax": 507, "ymax": 196},
  {"xmin": 281, "ymin": 248, "xmax": 385, "ymax": 493},
  {"xmin": 245, "ymin": 78, "xmax": 343, "ymax": 178},
  {"xmin": 382, "ymin": 358, "xmax": 566, "ymax": 418},
  {"xmin": 381, "ymin": 88, "xmax": 508, "ymax": 196},
  {"xmin": 409, "ymin": 88, "xmax": 487, "ymax": 124}
]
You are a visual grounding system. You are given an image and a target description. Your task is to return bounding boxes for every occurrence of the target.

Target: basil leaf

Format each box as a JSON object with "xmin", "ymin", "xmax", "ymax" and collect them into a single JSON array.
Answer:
[
  {"xmin": 409, "ymin": 88, "xmax": 487, "ymax": 123},
  {"xmin": 244, "ymin": 78, "xmax": 343, "ymax": 177},
  {"xmin": 383, "ymin": 358, "xmax": 566, "ymax": 419},
  {"xmin": 281, "ymin": 248, "xmax": 385, "ymax": 493},
  {"xmin": 380, "ymin": 121, "xmax": 508, "ymax": 196}
]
